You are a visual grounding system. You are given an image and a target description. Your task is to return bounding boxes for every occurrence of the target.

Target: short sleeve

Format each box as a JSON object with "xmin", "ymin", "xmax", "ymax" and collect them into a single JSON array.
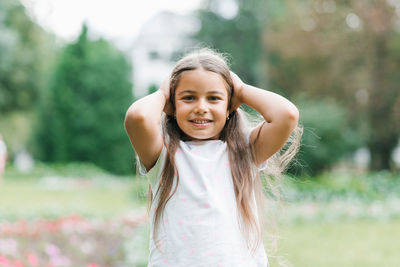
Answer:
[
  {"xmin": 246, "ymin": 128, "xmax": 268, "ymax": 171},
  {"xmin": 137, "ymin": 146, "xmax": 167, "ymax": 190}
]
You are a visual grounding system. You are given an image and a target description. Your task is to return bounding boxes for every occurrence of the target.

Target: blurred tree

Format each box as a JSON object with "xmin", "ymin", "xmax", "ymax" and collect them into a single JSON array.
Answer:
[
  {"xmin": 0, "ymin": 0, "xmax": 55, "ymax": 112},
  {"xmin": 265, "ymin": 0, "xmax": 400, "ymax": 171},
  {"xmin": 32, "ymin": 25, "xmax": 134, "ymax": 174},
  {"xmin": 147, "ymin": 84, "xmax": 158, "ymax": 95},
  {"xmin": 290, "ymin": 97, "xmax": 362, "ymax": 175},
  {"xmin": 194, "ymin": 0, "xmax": 268, "ymax": 87}
]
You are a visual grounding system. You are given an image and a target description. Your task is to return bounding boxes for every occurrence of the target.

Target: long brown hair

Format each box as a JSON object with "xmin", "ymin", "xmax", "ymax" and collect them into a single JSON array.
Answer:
[{"xmin": 146, "ymin": 48, "xmax": 302, "ymax": 255}]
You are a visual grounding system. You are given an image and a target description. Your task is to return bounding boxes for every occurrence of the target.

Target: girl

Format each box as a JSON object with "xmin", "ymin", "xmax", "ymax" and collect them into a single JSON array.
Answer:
[{"xmin": 125, "ymin": 49, "xmax": 300, "ymax": 267}]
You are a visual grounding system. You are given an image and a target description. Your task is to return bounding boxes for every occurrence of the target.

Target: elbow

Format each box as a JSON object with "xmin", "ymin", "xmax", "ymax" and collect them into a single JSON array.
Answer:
[
  {"xmin": 289, "ymin": 106, "xmax": 299, "ymax": 122},
  {"xmin": 124, "ymin": 106, "xmax": 146, "ymax": 131},
  {"xmin": 285, "ymin": 105, "xmax": 299, "ymax": 129}
]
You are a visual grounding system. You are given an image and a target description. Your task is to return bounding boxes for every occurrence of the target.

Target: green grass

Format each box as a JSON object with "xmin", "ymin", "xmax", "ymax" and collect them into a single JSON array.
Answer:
[
  {"xmin": 267, "ymin": 220, "xmax": 400, "ymax": 267},
  {"xmin": 0, "ymin": 181, "xmax": 130, "ymax": 217},
  {"xmin": 0, "ymin": 168, "xmax": 149, "ymax": 219}
]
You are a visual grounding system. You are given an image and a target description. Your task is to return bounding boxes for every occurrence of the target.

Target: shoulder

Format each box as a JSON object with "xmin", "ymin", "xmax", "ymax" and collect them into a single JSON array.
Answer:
[{"xmin": 138, "ymin": 145, "xmax": 167, "ymax": 189}]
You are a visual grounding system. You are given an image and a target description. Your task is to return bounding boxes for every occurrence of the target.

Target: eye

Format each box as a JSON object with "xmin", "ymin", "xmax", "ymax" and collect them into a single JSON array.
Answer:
[
  {"xmin": 182, "ymin": 95, "xmax": 195, "ymax": 101},
  {"xmin": 208, "ymin": 96, "xmax": 221, "ymax": 101}
]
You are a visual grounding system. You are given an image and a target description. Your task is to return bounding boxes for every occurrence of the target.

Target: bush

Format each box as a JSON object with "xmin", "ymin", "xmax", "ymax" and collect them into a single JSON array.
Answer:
[
  {"xmin": 290, "ymin": 97, "xmax": 364, "ymax": 175},
  {"xmin": 32, "ymin": 25, "xmax": 134, "ymax": 174}
]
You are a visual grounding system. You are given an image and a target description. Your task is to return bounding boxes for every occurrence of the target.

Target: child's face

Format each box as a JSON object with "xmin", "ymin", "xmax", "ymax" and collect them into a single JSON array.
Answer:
[{"xmin": 174, "ymin": 69, "xmax": 229, "ymax": 141}]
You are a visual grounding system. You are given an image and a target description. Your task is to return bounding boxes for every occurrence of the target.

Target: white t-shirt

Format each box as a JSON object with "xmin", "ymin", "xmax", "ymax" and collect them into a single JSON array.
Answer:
[{"xmin": 140, "ymin": 139, "xmax": 269, "ymax": 267}]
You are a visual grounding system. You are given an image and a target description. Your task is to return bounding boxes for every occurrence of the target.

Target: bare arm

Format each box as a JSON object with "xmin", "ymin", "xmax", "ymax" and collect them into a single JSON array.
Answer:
[
  {"xmin": 124, "ymin": 80, "xmax": 170, "ymax": 171},
  {"xmin": 231, "ymin": 73, "xmax": 299, "ymax": 165}
]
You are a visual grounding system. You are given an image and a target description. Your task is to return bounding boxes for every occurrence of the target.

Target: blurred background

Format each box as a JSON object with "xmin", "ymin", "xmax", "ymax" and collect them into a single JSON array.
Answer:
[{"xmin": 0, "ymin": 0, "xmax": 399, "ymax": 266}]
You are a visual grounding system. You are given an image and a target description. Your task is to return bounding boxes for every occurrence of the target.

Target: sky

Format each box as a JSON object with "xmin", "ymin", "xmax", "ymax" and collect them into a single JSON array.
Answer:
[{"xmin": 21, "ymin": 0, "xmax": 203, "ymax": 49}]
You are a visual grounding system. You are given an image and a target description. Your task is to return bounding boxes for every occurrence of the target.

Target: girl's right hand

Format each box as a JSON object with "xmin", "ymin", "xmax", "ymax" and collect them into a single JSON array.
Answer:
[
  {"xmin": 159, "ymin": 77, "xmax": 174, "ymax": 116},
  {"xmin": 230, "ymin": 71, "xmax": 245, "ymax": 112}
]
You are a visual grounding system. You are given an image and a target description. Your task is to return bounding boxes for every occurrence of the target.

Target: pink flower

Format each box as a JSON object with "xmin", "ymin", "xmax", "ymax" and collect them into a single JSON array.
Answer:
[
  {"xmin": 13, "ymin": 260, "xmax": 24, "ymax": 267},
  {"xmin": 87, "ymin": 264, "xmax": 100, "ymax": 267},
  {"xmin": 26, "ymin": 252, "xmax": 38, "ymax": 266},
  {"xmin": 0, "ymin": 238, "xmax": 18, "ymax": 256},
  {"xmin": 49, "ymin": 255, "xmax": 70, "ymax": 266},
  {"xmin": 0, "ymin": 255, "xmax": 9, "ymax": 265},
  {"xmin": 45, "ymin": 244, "xmax": 60, "ymax": 256}
]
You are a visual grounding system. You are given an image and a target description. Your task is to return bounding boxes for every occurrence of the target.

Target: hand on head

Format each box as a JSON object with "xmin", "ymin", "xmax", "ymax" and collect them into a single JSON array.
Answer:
[
  {"xmin": 229, "ymin": 71, "xmax": 244, "ymax": 112},
  {"xmin": 159, "ymin": 77, "xmax": 174, "ymax": 116}
]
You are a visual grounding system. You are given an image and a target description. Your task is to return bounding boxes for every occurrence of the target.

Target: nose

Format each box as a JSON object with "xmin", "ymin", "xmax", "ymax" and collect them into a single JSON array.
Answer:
[{"xmin": 194, "ymin": 98, "xmax": 208, "ymax": 114}]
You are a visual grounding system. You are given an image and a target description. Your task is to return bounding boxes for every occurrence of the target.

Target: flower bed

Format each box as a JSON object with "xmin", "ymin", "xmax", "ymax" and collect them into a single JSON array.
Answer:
[{"xmin": 0, "ymin": 214, "xmax": 148, "ymax": 267}]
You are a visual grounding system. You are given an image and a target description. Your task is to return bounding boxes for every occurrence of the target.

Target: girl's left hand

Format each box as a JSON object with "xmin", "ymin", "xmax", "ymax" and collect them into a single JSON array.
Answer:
[
  {"xmin": 230, "ymin": 71, "xmax": 244, "ymax": 112},
  {"xmin": 159, "ymin": 77, "xmax": 174, "ymax": 116}
]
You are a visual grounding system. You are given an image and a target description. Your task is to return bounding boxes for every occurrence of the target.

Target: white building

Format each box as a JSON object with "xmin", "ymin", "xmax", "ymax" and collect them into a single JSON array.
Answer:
[{"xmin": 130, "ymin": 11, "xmax": 200, "ymax": 99}]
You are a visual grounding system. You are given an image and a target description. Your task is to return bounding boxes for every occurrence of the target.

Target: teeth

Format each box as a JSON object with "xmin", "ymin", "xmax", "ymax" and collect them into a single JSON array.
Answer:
[{"xmin": 193, "ymin": 120, "xmax": 209, "ymax": 123}]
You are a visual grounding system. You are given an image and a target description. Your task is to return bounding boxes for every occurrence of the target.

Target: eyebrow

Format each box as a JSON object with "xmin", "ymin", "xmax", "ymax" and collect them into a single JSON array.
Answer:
[{"xmin": 177, "ymin": 90, "xmax": 225, "ymax": 96}]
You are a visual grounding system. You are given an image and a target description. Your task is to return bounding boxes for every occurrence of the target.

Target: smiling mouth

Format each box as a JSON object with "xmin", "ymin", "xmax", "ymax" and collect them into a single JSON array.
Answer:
[
  {"xmin": 190, "ymin": 120, "xmax": 212, "ymax": 124},
  {"xmin": 189, "ymin": 119, "xmax": 212, "ymax": 127}
]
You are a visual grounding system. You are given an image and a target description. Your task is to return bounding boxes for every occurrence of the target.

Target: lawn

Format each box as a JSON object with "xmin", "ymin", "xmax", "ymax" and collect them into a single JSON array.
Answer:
[
  {"xmin": 0, "ymin": 165, "xmax": 399, "ymax": 266},
  {"xmin": 0, "ymin": 176, "xmax": 145, "ymax": 219},
  {"xmin": 267, "ymin": 220, "xmax": 400, "ymax": 267},
  {"xmin": 0, "ymin": 163, "xmax": 149, "ymax": 219}
]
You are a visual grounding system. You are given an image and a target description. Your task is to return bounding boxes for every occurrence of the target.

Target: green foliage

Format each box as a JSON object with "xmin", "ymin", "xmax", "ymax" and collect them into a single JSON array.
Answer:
[
  {"xmin": 147, "ymin": 84, "xmax": 158, "ymax": 95},
  {"xmin": 0, "ymin": 111, "xmax": 33, "ymax": 159},
  {"xmin": 0, "ymin": 0, "xmax": 55, "ymax": 112},
  {"xmin": 32, "ymin": 25, "xmax": 134, "ymax": 174},
  {"xmin": 194, "ymin": 0, "xmax": 266, "ymax": 86},
  {"xmin": 265, "ymin": 0, "xmax": 400, "ymax": 171},
  {"xmin": 290, "ymin": 98, "xmax": 363, "ymax": 175},
  {"xmin": 286, "ymin": 171, "xmax": 400, "ymax": 202}
]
